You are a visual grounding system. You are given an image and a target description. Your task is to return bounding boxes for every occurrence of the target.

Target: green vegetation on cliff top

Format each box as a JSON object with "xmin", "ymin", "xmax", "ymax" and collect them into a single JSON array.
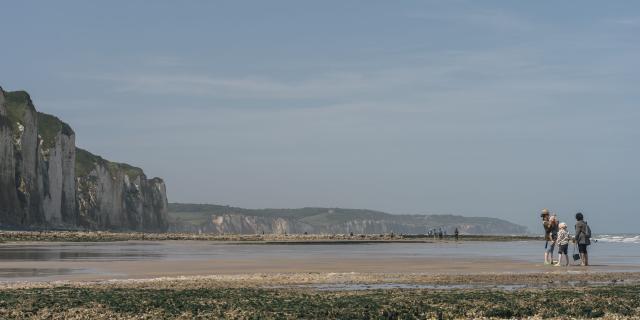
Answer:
[
  {"xmin": 4, "ymin": 91, "xmax": 32, "ymax": 136},
  {"xmin": 76, "ymin": 147, "xmax": 144, "ymax": 180},
  {"xmin": 37, "ymin": 112, "xmax": 74, "ymax": 149},
  {"xmin": 1, "ymin": 89, "xmax": 145, "ymax": 181},
  {"xmin": 3, "ymin": 90, "xmax": 74, "ymax": 149}
]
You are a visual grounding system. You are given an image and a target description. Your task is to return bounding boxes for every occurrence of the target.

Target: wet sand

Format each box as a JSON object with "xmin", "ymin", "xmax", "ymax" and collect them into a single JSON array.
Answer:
[
  {"xmin": 0, "ymin": 256, "xmax": 570, "ymax": 282},
  {"xmin": 1, "ymin": 240, "xmax": 639, "ymax": 283}
]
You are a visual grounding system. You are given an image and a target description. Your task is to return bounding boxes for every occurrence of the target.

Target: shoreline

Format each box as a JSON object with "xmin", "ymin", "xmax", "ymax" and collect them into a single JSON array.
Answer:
[{"xmin": 0, "ymin": 230, "xmax": 540, "ymax": 243}]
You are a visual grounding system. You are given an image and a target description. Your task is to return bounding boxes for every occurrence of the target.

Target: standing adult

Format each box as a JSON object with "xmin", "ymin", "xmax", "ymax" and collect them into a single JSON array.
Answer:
[
  {"xmin": 546, "ymin": 214, "xmax": 559, "ymax": 264},
  {"xmin": 541, "ymin": 209, "xmax": 553, "ymax": 264},
  {"xmin": 574, "ymin": 212, "xmax": 591, "ymax": 266}
]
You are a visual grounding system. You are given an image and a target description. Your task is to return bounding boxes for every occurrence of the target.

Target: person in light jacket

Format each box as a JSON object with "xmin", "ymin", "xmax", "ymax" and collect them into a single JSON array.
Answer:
[{"xmin": 554, "ymin": 222, "xmax": 570, "ymax": 267}]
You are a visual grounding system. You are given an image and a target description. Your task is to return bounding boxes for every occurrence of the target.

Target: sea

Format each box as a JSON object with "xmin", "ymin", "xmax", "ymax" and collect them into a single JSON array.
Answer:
[{"xmin": 594, "ymin": 234, "xmax": 640, "ymax": 244}]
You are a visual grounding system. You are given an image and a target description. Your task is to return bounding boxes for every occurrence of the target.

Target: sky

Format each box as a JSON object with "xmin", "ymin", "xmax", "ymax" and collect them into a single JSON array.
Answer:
[{"xmin": 1, "ymin": 1, "xmax": 639, "ymax": 233}]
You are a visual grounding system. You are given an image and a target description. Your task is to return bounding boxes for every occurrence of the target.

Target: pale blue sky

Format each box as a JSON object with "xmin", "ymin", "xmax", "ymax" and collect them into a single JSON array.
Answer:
[{"xmin": 2, "ymin": 1, "xmax": 639, "ymax": 232}]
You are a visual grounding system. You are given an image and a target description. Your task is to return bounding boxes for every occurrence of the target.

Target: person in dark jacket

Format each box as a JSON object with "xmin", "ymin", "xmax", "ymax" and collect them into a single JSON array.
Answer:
[
  {"xmin": 545, "ymin": 214, "xmax": 559, "ymax": 264},
  {"xmin": 574, "ymin": 212, "xmax": 590, "ymax": 266}
]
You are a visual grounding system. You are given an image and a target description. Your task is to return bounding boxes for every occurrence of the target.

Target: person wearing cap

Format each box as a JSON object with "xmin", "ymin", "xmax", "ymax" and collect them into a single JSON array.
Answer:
[
  {"xmin": 546, "ymin": 214, "xmax": 559, "ymax": 264},
  {"xmin": 555, "ymin": 222, "xmax": 570, "ymax": 267}
]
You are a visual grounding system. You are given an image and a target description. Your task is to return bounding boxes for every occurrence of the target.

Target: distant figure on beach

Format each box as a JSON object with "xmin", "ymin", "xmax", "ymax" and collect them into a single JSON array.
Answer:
[
  {"xmin": 555, "ymin": 222, "xmax": 570, "ymax": 267},
  {"xmin": 574, "ymin": 212, "xmax": 592, "ymax": 266},
  {"xmin": 454, "ymin": 228, "xmax": 459, "ymax": 241}
]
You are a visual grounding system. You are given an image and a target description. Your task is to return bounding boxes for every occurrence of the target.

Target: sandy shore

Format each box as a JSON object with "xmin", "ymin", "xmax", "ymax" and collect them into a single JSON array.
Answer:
[{"xmin": 3, "ymin": 256, "xmax": 640, "ymax": 283}]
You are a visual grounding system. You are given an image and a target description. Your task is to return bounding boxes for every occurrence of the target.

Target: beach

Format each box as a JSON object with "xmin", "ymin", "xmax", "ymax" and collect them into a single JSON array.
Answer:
[{"xmin": 1, "ymin": 236, "xmax": 639, "ymax": 318}]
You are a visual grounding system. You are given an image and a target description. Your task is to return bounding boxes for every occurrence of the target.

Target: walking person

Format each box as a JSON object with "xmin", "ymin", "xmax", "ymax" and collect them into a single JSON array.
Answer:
[
  {"xmin": 454, "ymin": 228, "xmax": 459, "ymax": 241},
  {"xmin": 574, "ymin": 212, "xmax": 592, "ymax": 266}
]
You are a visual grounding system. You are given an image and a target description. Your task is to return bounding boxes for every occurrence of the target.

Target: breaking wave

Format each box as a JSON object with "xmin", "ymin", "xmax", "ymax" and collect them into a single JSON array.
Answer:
[{"xmin": 594, "ymin": 234, "xmax": 640, "ymax": 244}]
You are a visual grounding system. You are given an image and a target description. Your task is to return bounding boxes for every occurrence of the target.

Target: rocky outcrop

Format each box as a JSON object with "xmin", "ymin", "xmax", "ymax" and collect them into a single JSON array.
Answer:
[
  {"xmin": 204, "ymin": 214, "xmax": 308, "ymax": 234},
  {"xmin": 0, "ymin": 87, "xmax": 169, "ymax": 231},
  {"xmin": 1, "ymin": 90, "xmax": 44, "ymax": 225},
  {"xmin": 38, "ymin": 112, "xmax": 77, "ymax": 225},
  {"xmin": 75, "ymin": 149, "xmax": 169, "ymax": 231},
  {"xmin": 169, "ymin": 204, "xmax": 529, "ymax": 235},
  {"xmin": 0, "ymin": 91, "xmax": 21, "ymax": 225}
]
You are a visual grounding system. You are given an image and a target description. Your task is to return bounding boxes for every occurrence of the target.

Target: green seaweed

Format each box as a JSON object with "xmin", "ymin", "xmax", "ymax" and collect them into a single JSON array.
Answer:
[{"xmin": 0, "ymin": 285, "xmax": 638, "ymax": 319}]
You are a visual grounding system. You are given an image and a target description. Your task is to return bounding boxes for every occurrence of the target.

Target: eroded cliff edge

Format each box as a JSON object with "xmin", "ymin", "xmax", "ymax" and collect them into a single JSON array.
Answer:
[{"xmin": 0, "ymin": 87, "xmax": 168, "ymax": 231}]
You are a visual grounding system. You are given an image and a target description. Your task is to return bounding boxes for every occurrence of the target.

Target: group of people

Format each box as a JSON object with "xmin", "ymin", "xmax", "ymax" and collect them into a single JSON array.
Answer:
[
  {"xmin": 541, "ymin": 209, "xmax": 592, "ymax": 266},
  {"xmin": 427, "ymin": 227, "xmax": 447, "ymax": 239},
  {"xmin": 426, "ymin": 227, "xmax": 460, "ymax": 240}
]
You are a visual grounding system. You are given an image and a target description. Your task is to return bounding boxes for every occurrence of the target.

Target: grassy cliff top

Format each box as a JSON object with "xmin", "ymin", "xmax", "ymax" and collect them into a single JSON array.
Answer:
[
  {"xmin": 76, "ymin": 147, "xmax": 144, "ymax": 180},
  {"xmin": 4, "ymin": 91, "xmax": 34, "ymax": 135},
  {"xmin": 37, "ymin": 112, "xmax": 74, "ymax": 149},
  {"xmin": 168, "ymin": 203, "xmax": 386, "ymax": 220},
  {"xmin": 5, "ymin": 90, "xmax": 33, "ymax": 109},
  {"xmin": 2, "ymin": 90, "xmax": 74, "ymax": 148}
]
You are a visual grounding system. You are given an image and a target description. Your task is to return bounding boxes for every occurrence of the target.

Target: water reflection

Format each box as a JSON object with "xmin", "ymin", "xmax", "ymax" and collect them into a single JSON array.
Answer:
[
  {"xmin": 0, "ymin": 245, "xmax": 165, "ymax": 261},
  {"xmin": 0, "ymin": 268, "xmax": 77, "ymax": 278},
  {"xmin": 0, "ymin": 241, "xmax": 638, "ymax": 264}
]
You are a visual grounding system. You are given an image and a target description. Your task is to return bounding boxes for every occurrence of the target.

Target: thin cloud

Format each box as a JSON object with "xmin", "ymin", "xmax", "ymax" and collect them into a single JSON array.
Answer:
[
  {"xmin": 406, "ymin": 8, "xmax": 532, "ymax": 31},
  {"xmin": 68, "ymin": 43, "xmax": 633, "ymax": 113},
  {"xmin": 605, "ymin": 17, "xmax": 640, "ymax": 26}
]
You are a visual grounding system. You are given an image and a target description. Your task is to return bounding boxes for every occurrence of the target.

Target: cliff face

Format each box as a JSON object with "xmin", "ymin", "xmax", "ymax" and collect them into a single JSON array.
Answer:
[
  {"xmin": 75, "ymin": 149, "xmax": 169, "ymax": 231},
  {"xmin": 0, "ymin": 91, "xmax": 21, "ymax": 225},
  {"xmin": 1, "ymin": 90, "xmax": 44, "ymax": 225},
  {"xmin": 169, "ymin": 204, "xmax": 529, "ymax": 235},
  {"xmin": 191, "ymin": 215, "xmax": 525, "ymax": 235},
  {"xmin": 38, "ymin": 112, "xmax": 77, "ymax": 225},
  {"xmin": 202, "ymin": 214, "xmax": 306, "ymax": 235},
  {"xmin": 0, "ymin": 87, "xmax": 169, "ymax": 231}
]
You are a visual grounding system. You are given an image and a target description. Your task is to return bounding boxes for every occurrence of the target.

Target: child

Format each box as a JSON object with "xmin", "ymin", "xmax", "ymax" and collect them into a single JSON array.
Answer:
[{"xmin": 555, "ymin": 222, "xmax": 570, "ymax": 267}]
